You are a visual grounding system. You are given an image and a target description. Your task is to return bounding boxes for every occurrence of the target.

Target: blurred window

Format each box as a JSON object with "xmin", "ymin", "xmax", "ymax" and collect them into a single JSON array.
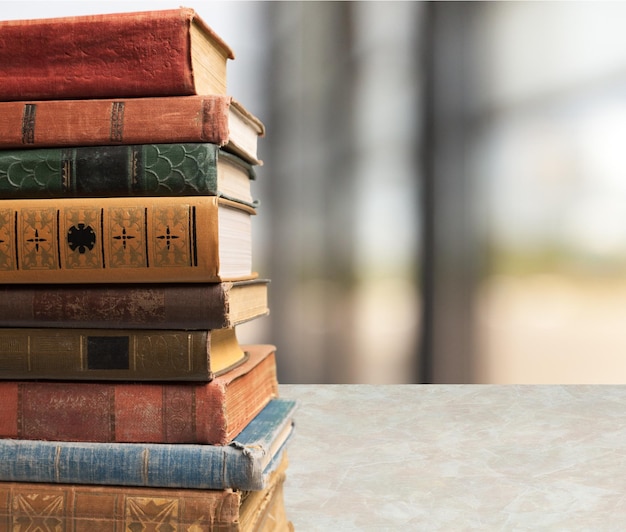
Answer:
[{"xmin": 472, "ymin": 3, "xmax": 626, "ymax": 382}]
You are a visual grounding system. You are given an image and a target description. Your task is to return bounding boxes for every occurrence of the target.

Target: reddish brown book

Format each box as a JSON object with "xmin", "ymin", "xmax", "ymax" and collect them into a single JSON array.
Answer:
[
  {"xmin": 0, "ymin": 96, "xmax": 265, "ymax": 165},
  {"xmin": 0, "ymin": 455, "xmax": 291, "ymax": 531},
  {"xmin": 0, "ymin": 344, "xmax": 278, "ymax": 445},
  {"xmin": 0, "ymin": 8, "xmax": 234, "ymax": 101},
  {"xmin": 0, "ymin": 279, "xmax": 269, "ymax": 330}
]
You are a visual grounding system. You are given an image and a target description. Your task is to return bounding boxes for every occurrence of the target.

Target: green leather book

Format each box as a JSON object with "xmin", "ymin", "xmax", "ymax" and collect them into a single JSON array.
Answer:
[{"xmin": 0, "ymin": 143, "xmax": 257, "ymax": 206}]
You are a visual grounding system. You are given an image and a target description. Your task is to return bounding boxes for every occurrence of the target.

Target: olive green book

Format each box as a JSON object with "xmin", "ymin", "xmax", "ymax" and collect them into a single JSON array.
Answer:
[{"xmin": 0, "ymin": 326, "xmax": 246, "ymax": 381}]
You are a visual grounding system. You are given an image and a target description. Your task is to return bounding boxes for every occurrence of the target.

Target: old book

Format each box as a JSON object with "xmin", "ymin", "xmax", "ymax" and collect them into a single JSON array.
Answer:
[
  {"xmin": 245, "ymin": 470, "xmax": 295, "ymax": 532},
  {"xmin": 0, "ymin": 143, "xmax": 257, "ymax": 206},
  {"xmin": 0, "ymin": 95, "xmax": 265, "ymax": 165},
  {"xmin": 0, "ymin": 279, "xmax": 269, "ymax": 330},
  {"xmin": 0, "ymin": 344, "xmax": 279, "ymax": 444},
  {"xmin": 0, "ymin": 397, "xmax": 296, "ymax": 491},
  {"xmin": 0, "ymin": 8, "xmax": 234, "ymax": 101},
  {"xmin": 0, "ymin": 195, "xmax": 255, "ymax": 284},
  {"xmin": 0, "ymin": 454, "xmax": 292, "ymax": 531},
  {"xmin": 0, "ymin": 326, "xmax": 248, "ymax": 381}
]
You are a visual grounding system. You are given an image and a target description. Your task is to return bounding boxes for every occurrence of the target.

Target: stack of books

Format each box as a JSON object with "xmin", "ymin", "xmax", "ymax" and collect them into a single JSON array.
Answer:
[{"xmin": 0, "ymin": 8, "xmax": 295, "ymax": 530}]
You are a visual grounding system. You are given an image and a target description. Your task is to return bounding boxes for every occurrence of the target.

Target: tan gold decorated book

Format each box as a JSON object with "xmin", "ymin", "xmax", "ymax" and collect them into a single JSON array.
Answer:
[
  {"xmin": 0, "ymin": 326, "xmax": 246, "ymax": 381},
  {"xmin": 0, "ymin": 195, "xmax": 255, "ymax": 284},
  {"xmin": 0, "ymin": 455, "xmax": 292, "ymax": 531}
]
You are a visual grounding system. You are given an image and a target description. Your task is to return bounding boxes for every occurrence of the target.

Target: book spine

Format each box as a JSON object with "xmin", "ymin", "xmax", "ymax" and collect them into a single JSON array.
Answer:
[
  {"xmin": 0, "ymin": 195, "xmax": 254, "ymax": 284},
  {"xmin": 0, "ymin": 9, "xmax": 231, "ymax": 100},
  {"xmin": 0, "ymin": 328, "xmax": 212, "ymax": 381},
  {"xmin": 0, "ymin": 438, "xmax": 262, "ymax": 490},
  {"xmin": 0, "ymin": 143, "xmax": 221, "ymax": 198},
  {"xmin": 0, "ymin": 380, "xmax": 228, "ymax": 444},
  {"xmin": 0, "ymin": 283, "xmax": 233, "ymax": 329},
  {"xmin": 0, "ymin": 96, "xmax": 232, "ymax": 149},
  {"xmin": 0, "ymin": 482, "xmax": 242, "ymax": 528}
]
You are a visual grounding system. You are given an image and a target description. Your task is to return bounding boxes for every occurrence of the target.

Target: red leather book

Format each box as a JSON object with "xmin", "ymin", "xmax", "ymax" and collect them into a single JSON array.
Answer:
[
  {"xmin": 0, "ymin": 8, "xmax": 234, "ymax": 101},
  {"xmin": 0, "ymin": 96, "xmax": 264, "ymax": 165},
  {"xmin": 0, "ymin": 344, "xmax": 278, "ymax": 445}
]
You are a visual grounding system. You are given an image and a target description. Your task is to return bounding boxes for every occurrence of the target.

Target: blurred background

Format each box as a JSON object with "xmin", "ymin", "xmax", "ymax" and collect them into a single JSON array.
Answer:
[{"xmin": 6, "ymin": 1, "xmax": 626, "ymax": 384}]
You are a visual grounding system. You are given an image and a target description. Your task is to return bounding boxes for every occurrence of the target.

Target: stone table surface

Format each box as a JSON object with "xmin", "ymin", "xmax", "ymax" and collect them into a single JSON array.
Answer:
[{"xmin": 278, "ymin": 384, "xmax": 626, "ymax": 530}]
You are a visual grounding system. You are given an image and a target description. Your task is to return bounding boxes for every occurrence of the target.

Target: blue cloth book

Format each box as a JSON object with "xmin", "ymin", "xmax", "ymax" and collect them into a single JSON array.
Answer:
[{"xmin": 0, "ymin": 398, "xmax": 296, "ymax": 492}]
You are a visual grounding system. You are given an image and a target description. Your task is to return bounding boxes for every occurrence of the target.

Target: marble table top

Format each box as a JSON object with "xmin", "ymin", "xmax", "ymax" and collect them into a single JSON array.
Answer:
[{"xmin": 278, "ymin": 385, "xmax": 626, "ymax": 530}]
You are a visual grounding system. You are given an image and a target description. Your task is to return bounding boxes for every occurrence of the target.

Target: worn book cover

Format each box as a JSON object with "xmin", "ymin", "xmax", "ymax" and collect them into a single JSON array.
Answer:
[
  {"xmin": 0, "ymin": 143, "xmax": 257, "ymax": 206},
  {"xmin": 0, "ymin": 344, "xmax": 279, "ymax": 444},
  {"xmin": 0, "ymin": 95, "xmax": 265, "ymax": 165},
  {"xmin": 0, "ymin": 195, "xmax": 255, "ymax": 283},
  {"xmin": 0, "ymin": 8, "xmax": 234, "ymax": 100},
  {"xmin": 0, "ymin": 398, "xmax": 297, "ymax": 491},
  {"xmin": 0, "ymin": 279, "xmax": 269, "ymax": 329}
]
